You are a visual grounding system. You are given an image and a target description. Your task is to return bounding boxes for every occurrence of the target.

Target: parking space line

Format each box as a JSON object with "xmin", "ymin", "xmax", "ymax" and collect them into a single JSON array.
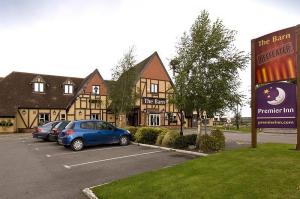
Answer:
[
  {"xmin": 46, "ymin": 146, "xmax": 130, "ymax": 158},
  {"xmin": 63, "ymin": 150, "xmax": 164, "ymax": 169}
]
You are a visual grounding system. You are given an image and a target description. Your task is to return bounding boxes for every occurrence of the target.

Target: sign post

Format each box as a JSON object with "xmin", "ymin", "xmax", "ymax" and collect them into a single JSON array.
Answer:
[
  {"xmin": 296, "ymin": 25, "xmax": 300, "ymax": 150},
  {"xmin": 251, "ymin": 39, "xmax": 257, "ymax": 148}
]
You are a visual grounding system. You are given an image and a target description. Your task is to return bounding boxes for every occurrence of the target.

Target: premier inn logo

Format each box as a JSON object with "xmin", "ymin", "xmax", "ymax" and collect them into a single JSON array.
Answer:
[{"xmin": 263, "ymin": 86, "xmax": 286, "ymax": 106}]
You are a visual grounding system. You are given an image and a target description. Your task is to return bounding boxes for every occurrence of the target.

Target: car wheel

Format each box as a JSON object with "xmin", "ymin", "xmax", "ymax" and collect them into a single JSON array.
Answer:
[
  {"xmin": 71, "ymin": 138, "xmax": 84, "ymax": 151},
  {"xmin": 120, "ymin": 136, "xmax": 129, "ymax": 146}
]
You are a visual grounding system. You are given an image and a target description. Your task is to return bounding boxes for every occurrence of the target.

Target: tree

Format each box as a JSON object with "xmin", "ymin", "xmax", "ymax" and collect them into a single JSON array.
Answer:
[
  {"xmin": 228, "ymin": 94, "xmax": 245, "ymax": 130},
  {"xmin": 170, "ymin": 10, "xmax": 249, "ymax": 129},
  {"xmin": 108, "ymin": 46, "xmax": 139, "ymax": 126}
]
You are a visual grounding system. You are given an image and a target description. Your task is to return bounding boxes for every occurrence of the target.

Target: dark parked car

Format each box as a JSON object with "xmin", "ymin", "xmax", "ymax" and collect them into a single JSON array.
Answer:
[
  {"xmin": 58, "ymin": 120, "xmax": 131, "ymax": 151},
  {"xmin": 32, "ymin": 121, "xmax": 61, "ymax": 141},
  {"xmin": 48, "ymin": 121, "xmax": 70, "ymax": 142}
]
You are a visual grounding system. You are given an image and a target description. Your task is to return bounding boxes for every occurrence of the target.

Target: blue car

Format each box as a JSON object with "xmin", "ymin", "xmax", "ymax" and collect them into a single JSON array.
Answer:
[{"xmin": 58, "ymin": 120, "xmax": 131, "ymax": 151}]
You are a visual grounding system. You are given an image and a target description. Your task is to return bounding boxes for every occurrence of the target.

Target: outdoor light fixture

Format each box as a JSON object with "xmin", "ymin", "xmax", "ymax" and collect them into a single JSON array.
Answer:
[
  {"xmin": 22, "ymin": 110, "xmax": 26, "ymax": 115},
  {"xmin": 94, "ymin": 86, "xmax": 98, "ymax": 94},
  {"xmin": 53, "ymin": 110, "xmax": 56, "ymax": 115},
  {"xmin": 79, "ymin": 110, "xmax": 82, "ymax": 115}
]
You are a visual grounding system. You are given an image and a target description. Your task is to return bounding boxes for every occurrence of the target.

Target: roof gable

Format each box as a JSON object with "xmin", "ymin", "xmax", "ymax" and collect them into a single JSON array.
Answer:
[
  {"xmin": 140, "ymin": 52, "xmax": 172, "ymax": 82},
  {"xmin": 66, "ymin": 69, "xmax": 108, "ymax": 109},
  {"xmin": 83, "ymin": 69, "xmax": 108, "ymax": 95}
]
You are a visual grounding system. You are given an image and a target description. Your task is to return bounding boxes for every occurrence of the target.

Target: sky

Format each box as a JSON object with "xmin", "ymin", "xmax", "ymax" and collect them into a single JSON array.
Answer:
[{"xmin": 0, "ymin": 0, "xmax": 299, "ymax": 117}]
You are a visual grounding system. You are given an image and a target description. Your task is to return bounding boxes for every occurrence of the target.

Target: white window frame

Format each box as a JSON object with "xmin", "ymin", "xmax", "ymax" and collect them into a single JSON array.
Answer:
[
  {"xmin": 34, "ymin": 82, "xmax": 44, "ymax": 93},
  {"xmin": 150, "ymin": 83, "xmax": 158, "ymax": 93},
  {"xmin": 91, "ymin": 114, "xmax": 100, "ymax": 120},
  {"xmin": 148, "ymin": 114, "xmax": 160, "ymax": 126},
  {"xmin": 39, "ymin": 113, "xmax": 50, "ymax": 124},
  {"xmin": 64, "ymin": 84, "xmax": 73, "ymax": 94},
  {"xmin": 60, "ymin": 114, "xmax": 66, "ymax": 121},
  {"xmin": 92, "ymin": 85, "xmax": 100, "ymax": 95}
]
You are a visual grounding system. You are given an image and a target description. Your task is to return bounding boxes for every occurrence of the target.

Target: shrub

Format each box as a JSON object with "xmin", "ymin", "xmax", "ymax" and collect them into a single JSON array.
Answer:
[
  {"xmin": 124, "ymin": 126, "xmax": 139, "ymax": 141},
  {"xmin": 173, "ymin": 134, "xmax": 198, "ymax": 149},
  {"xmin": 173, "ymin": 136, "xmax": 187, "ymax": 149},
  {"xmin": 135, "ymin": 127, "xmax": 160, "ymax": 144},
  {"xmin": 0, "ymin": 121, "xmax": 6, "ymax": 127},
  {"xmin": 155, "ymin": 134, "xmax": 165, "ymax": 146},
  {"xmin": 161, "ymin": 131, "xmax": 180, "ymax": 147},
  {"xmin": 154, "ymin": 127, "xmax": 170, "ymax": 145},
  {"xmin": 184, "ymin": 134, "xmax": 197, "ymax": 146},
  {"xmin": 198, "ymin": 129, "xmax": 225, "ymax": 152},
  {"xmin": 210, "ymin": 129, "xmax": 225, "ymax": 151},
  {"xmin": 6, "ymin": 120, "xmax": 13, "ymax": 127},
  {"xmin": 156, "ymin": 128, "xmax": 169, "ymax": 136}
]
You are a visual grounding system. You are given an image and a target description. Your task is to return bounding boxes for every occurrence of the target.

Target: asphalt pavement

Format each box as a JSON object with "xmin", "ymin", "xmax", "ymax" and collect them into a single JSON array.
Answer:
[{"xmin": 0, "ymin": 134, "xmax": 197, "ymax": 199}]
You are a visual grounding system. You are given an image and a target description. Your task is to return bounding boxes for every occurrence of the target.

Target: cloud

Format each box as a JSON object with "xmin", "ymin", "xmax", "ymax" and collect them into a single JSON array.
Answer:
[{"xmin": 0, "ymin": 0, "xmax": 121, "ymax": 27}]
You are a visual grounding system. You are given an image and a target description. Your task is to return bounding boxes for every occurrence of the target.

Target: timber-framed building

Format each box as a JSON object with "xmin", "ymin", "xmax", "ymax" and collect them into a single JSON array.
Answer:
[{"xmin": 0, "ymin": 52, "xmax": 181, "ymax": 133}]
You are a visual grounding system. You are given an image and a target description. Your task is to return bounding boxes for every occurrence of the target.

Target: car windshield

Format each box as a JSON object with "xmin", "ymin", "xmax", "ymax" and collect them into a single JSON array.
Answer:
[
  {"xmin": 58, "ymin": 121, "xmax": 69, "ymax": 130},
  {"xmin": 54, "ymin": 122, "xmax": 63, "ymax": 129}
]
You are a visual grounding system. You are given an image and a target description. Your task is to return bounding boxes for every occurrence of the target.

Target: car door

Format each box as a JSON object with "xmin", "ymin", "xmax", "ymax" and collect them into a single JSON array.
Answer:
[
  {"xmin": 95, "ymin": 121, "xmax": 117, "ymax": 144},
  {"xmin": 80, "ymin": 121, "xmax": 98, "ymax": 145}
]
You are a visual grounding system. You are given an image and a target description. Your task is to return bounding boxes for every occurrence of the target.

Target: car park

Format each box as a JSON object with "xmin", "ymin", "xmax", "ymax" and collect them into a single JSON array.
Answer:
[
  {"xmin": 48, "ymin": 121, "xmax": 70, "ymax": 142},
  {"xmin": 58, "ymin": 120, "xmax": 131, "ymax": 151},
  {"xmin": 32, "ymin": 121, "xmax": 61, "ymax": 141}
]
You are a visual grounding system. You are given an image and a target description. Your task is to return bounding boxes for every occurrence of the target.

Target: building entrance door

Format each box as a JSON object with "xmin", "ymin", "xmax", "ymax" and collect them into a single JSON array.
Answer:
[
  {"xmin": 127, "ymin": 108, "xmax": 139, "ymax": 127},
  {"xmin": 149, "ymin": 114, "xmax": 160, "ymax": 126}
]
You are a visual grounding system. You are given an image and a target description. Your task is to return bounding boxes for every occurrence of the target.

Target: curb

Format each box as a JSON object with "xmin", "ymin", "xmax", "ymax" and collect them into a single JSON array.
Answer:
[
  {"xmin": 82, "ymin": 188, "xmax": 98, "ymax": 199},
  {"xmin": 131, "ymin": 142, "xmax": 208, "ymax": 157}
]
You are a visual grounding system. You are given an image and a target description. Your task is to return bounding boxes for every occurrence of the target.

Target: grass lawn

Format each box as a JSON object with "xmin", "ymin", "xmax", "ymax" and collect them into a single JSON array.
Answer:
[
  {"xmin": 92, "ymin": 144, "xmax": 300, "ymax": 199},
  {"xmin": 219, "ymin": 126, "xmax": 251, "ymax": 133}
]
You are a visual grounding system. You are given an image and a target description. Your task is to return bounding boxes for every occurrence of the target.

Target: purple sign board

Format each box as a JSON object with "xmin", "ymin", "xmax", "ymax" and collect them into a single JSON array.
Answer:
[{"xmin": 256, "ymin": 82, "xmax": 296, "ymax": 128}]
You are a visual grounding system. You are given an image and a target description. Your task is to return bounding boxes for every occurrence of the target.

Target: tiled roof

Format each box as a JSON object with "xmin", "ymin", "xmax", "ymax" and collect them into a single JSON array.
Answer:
[
  {"xmin": 0, "ymin": 72, "xmax": 84, "ymax": 116},
  {"xmin": 116, "ymin": 51, "xmax": 157, "ymax": 83}
]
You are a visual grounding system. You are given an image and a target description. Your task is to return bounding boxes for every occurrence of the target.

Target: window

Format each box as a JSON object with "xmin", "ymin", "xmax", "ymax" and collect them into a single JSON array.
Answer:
[
  {"xmin": 149, "ymin": 114, "xmax": 160, "ymax": 126},
  {"xmin": 60, "ymin": 114, "xmax": 66, "ymax": 121},
  {"xmin": 95, "ymin": 121, "xmax": 114, "ymax": 130},
  {"xmin": 80, "ymin": 121, "xmax": 95, "ymax": 129},
  {"xmin": 39, "ymin": 113, "xmax": 49, "ymax": 125},
  {"xmin": 64, "ymin": 84, "xmax": 73, "ymax": 94},
  {"xmin": 65, "ymin": 122, "xmax": 75, "ymax": 130},
  {"xmin": 150, "ymin": 83, "xmax": 158, "ymax": 93},
  {"xmin": 34, "ymin": 82, "xmax": 44, "ymax": 93},
  {"xmin": 92, "ymin": 85, "xmax": 100, "ymax": 95},
  {"xmin": 166, "ymin": 113, "xmax": 177, "ymax": 123},
  {"xmin": 91, "ymin": 114, "xmax": 100, "ymax": 120}
]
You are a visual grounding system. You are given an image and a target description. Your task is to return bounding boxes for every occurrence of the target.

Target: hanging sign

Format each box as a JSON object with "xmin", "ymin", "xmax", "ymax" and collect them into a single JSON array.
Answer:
[
  {"xmin": 256, "ymin": 82, "xmax": 296, "ymax": 128},
  {"xmin": 254, "ymin": 27, "xmax": 296, "ymax": 84}
]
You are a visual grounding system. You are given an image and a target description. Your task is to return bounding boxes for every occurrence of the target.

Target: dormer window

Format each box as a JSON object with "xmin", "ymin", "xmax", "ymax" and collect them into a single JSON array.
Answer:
[
  {"xmin": 34, "ymin": 82, "xmax": 44, "ymax": 92},
  {"xmin": 64, "ymin": 84, "xmax": 73, "ymax": 94},
  {"xmin": 92, "ymin": 85, "xmax": 100, "ymax": 95},
  {"xmin": 31, "ymin": 76, "xmax": 46, "ymax": 93},
  {"xmin": 63, "ymin": 79, "xmax": 75, "ymax": 94}
]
